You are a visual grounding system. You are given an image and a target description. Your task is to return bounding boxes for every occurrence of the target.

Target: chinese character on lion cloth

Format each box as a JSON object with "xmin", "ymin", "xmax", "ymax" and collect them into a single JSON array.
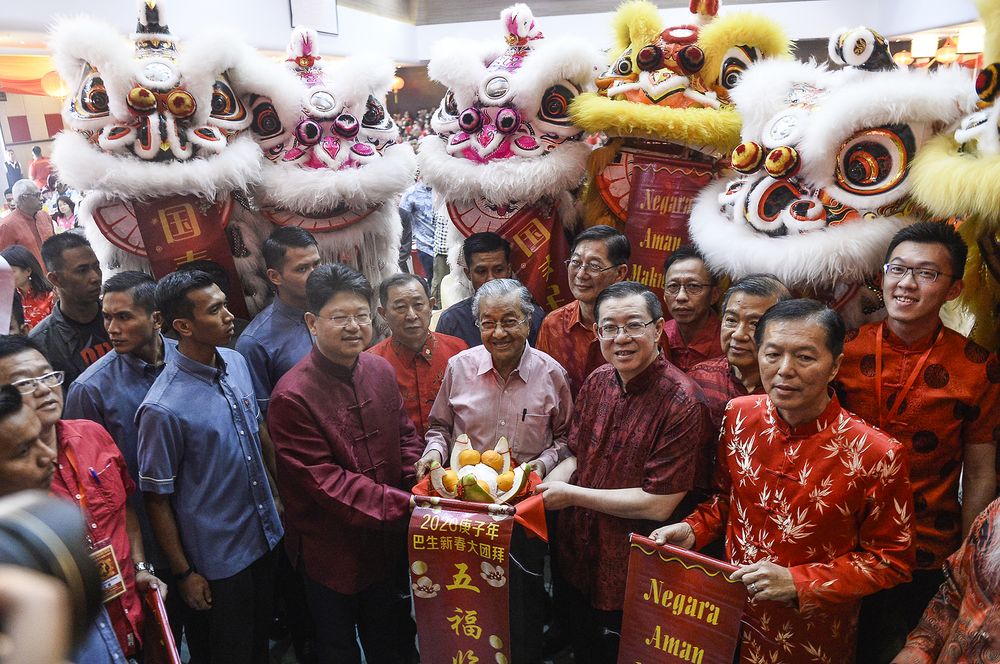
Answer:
[
  {"xmin": 686, "ymin": 25, "xmax": 974, "ymax": 329},
  {"xmin": 570, "ymin": 0, "xmax": 790, "ymax": 299},
  {"xmin": 418, "ymin": 3, "xmax": 604, "ymax": 312}
]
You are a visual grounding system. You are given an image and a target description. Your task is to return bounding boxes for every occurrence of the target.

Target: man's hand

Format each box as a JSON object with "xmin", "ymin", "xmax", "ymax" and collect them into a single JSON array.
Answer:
[
  {"xmin": 526, "ymin": 460, "xmax": 547, "ymax": 480},
  {"xmin": 730, "ymin": 560, "xmax": 797, "ymax": 604},
  {"xmin": 179, "ymin": 572, "xmax": 212, "ymax": 611},
  {"xmin": 650, "ymin": 522, "xmax": 696, "ymax": 550},
  {"xmin": 536, "ymin": 480, "xmax": 576, "ymax": 510},
  {"xmin": 414, "ymin": 451, "xmax": 442, "ymax": 481},
  {"xmin": 135, "ymin": 571, "xmax": 168, "ymax": 600}
]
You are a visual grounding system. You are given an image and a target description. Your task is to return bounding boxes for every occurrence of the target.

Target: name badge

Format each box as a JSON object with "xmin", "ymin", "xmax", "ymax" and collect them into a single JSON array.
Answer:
[{"xmin": 91, "ymin": 541, "xmax": 127, "ymax": 603}]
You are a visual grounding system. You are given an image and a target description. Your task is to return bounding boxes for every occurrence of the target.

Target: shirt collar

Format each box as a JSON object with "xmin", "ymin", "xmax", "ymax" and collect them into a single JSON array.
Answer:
[
  {"xmin": 310, "ymin": 345, "xmax": 359, "ymax": 382},
  {"xmin": 616, "ymin": 352, "xmax": 666, "ymax": 394},
  {"xmin": 770, "ymin": 390, "xmax": 843, "ymax": 437},
  {"xmin": 474, "ymin": 343, "xmax": 533, "ymax": 382},
  {"xmin": 174, "ymin": 349, "xmax": 227, "ymax": 384},
  {"xmin": 391, "ymin": 331, "xmax": 436, "ymax": 364},
  {"xmin": 272, "ymin": 296, "xmax": 307, "ymax": 324},
  {"xmin": 883, "ymin": 319, "xmax": 943, "ymax": 352},
  {"xmin": 567, "ymin": 300, "xmax": 595, "ymax": 334},
  {"xmin": 118, "ymin": 334, "xmax": 177, "ymax": 374}
]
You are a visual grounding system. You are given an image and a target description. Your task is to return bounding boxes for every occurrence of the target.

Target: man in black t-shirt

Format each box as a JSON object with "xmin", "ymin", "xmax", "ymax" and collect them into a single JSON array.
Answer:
[{"xmin": 30, "ymin": 234, "xmax": 111, "ymax": 385}]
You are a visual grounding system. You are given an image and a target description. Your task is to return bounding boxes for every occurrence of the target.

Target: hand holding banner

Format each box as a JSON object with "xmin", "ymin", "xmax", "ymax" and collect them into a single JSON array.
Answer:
[{"xmin": 617, "ymin": 534, "xmax": 746, "ymax": 664}]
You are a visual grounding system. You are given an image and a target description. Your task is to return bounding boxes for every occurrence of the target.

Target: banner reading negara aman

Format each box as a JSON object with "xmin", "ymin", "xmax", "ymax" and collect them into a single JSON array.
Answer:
[
  {"xmin": 618, "ymin": 534, "xmax": 746, "ymax": 664},
  {"xmin": 408, "ymin": 496, "xmax": 516, "ymax": 664}
]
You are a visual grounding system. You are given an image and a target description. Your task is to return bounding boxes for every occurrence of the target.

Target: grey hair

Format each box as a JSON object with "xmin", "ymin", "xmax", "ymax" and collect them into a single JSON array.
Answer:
[
  {"xmin": 472, "ymin": 278, "xmax": 533, "ymax": 321},
  {"xmin": 11, "ymin": 179, "xmax": 38, "ymax": 200}
]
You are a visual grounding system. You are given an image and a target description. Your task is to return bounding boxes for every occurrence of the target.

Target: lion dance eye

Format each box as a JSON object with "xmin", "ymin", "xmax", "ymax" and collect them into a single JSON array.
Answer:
[
  {"xmin": 166, "ymin": 90, "xmax": 196, "ymax": 118},
  {"xmin": 295, "ymin": 120, "xmax": 322, "ymax": 145},
  {"xmin": 333, "ymin": 114, "xmax": 360, "ymax": 138},
  {"xmin": 73, "ymin": 66, "xmax": 111, "ymax": 119},
  {"xmin": 127, "ymin": 86, "xmax": 156, "ymax": 114},
  {"xmin": 614, "ymin": 55, "xmax": 633, "ymax": 77},
  {"xmin": 976, "ymin": 63, "xmax": 1000, "ymax": 103},
  {"xmin": 835, "ymin": 125, "xmax": 915, "ymax": 196},
  {"xmin": 636, "ymin": 45, "xmax": 662, "ymax": 72},
  {"xmin": 458, "ymin": 108, "xmax": 482, "ymax": 132},
  {"xmin": 362, "ymin": 95, "xmax": 393, "ymax": 130},
  {"xmin": 209, "ymin": 79, "xmax": 247, "ymax": 123},
  {"xmin": 495, "ymin": 108, "xmax": 520, "ymax": 134},
  {"xmin": 539, "ymin": 84, "xmax": 577, "ymax": 126},
  {"xmin": 443, "ymin": 90, "xmax": 458, "ymax": 117},
  {"xmin": 677, "ymin": 45, "xmax": 705, "ymax": 75},
  {"xmin": 249, "ymin": 96, "xmax": 283, "ymax": 140},
  {"xmin": 719, "ymin": 46, "xmax": 759, "ymax": 90}
]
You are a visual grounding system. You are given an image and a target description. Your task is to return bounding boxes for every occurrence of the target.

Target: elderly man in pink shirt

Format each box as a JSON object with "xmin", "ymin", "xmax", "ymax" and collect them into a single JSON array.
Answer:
[
  {"xmin": 417, "ymin": 277, "xmax": 573, "ymax": 664},
  {"xmin": 1, "ymin": 180, "xmax": 53, "ymax": 266}
]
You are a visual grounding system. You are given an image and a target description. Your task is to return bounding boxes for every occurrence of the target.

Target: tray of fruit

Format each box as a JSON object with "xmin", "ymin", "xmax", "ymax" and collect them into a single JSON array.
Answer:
[{"xmin": 413, "ymin": 435, "xmax": 540, "ymax": 504}]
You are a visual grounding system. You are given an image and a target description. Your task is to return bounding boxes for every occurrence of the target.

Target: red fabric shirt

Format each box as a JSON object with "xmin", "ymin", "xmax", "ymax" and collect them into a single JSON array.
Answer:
[
  {"xmin": 366, "ymin": 331, "xmax": 467, "ymax": 437},
  {"xmin": 28, "ymin": 156, "xmax": 53, "ymax": 190},
  {"xmin": 556, "ymin": 353, "xmax": 708, "ymax": 610},
  {"xmin": 50, "ymin": 419, "xmax": 143, "ymax": 656},
  {"xmin": 687, "ymin": 355, "xmax": 764, "ymax": 491},
  {"xmin": 835, "ymin": 321, "xmax": 1000, "ymax": 570},
  {"xmin": 0, "ymin": 208, "xmax": 54, "ymax": 267},
  {"xmin": 895, "ymin": 496, "xmax": 1000, "ymax": 663},
  {"xmin": 267, "ymin": 348, "xmax": 425, "ymax": 594},
  {"xmin": 18, "ymin": 288, "xmax": 53, "ymax": 330},
  {"xmin": 686, "ymin": 394, "xmax": 915, "ymax": 664},
  {"xmin": 536, "ymin": 299, "xmax": 673, "ymax": 397},
  {"xmin": 663, "ymin": 312, "xmax": 723, "ymax": 372}
]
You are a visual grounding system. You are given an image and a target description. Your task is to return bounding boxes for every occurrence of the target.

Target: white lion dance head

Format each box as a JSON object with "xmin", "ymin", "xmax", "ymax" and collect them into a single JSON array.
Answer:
[
  {"xmin": 688, "ymin": 27, "xmax": 973, "ymax": 325},
  {"xmin": 234, "ymin": 26, "xmax": 416, "ymax": 306},
  {"xmin": 50, "ymin": 0, "xmax": 268, "ymax": 316},
  {"xmin": 418, "ymin": 3, "xmax": 603, "ymax": 311}
]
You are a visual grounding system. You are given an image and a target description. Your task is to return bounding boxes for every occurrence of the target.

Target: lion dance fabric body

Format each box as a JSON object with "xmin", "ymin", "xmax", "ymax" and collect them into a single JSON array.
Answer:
[
  {"xmin": 571, "ymin": 0, "xmax": 789, "ymax": 298},
  {"xmin": 688, "ymin": 28, "xmax": 973, "ymax": 327},
  {"xmin": 419, "ymin": 3, "xmax": 603, "ymax": 312},
  {"xmin": 910, "ymin": 0, "xmax": 1000, "ymax": 349},
  {"xmin": 50, "ymin": 0, "xmax": 271, "ymax": 317}
]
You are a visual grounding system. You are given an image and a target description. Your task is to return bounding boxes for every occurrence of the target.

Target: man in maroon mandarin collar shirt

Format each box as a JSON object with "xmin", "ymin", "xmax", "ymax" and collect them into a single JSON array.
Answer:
[
  {"xmin": 662, "ymin": 245, "xmax": 723, "ymax": 372},
  {"xmin": 267, "ymin": 264, "xmax": 423, "ymax": 664}
]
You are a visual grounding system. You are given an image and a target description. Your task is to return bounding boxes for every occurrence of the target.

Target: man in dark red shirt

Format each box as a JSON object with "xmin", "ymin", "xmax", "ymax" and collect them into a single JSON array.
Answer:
[
  {"xmin": 538, "ymin": 281, "xmax": 708, "ymax": 664},
  {"xmin": 268, "ymin": 264, "xmax": 424, "ymax": 664},
  {"xmin": 688, "ymin": 274, "xmax": 790, "ymax": 490},
  {"xmin": 0, "ymin": 335, "xmax": 165, "ymax": 659},
  {"xmin": 662, "ymin": 245, "xmax": 723, "ymax": 371},
  {"xmin": 368, "ymin": 273, "xmax": 467, "ymax": 436}
]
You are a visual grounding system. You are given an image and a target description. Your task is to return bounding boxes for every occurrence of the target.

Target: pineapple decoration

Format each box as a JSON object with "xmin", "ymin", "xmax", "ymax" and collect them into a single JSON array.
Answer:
[{"xmin": 428, "ymin": 435, "xmax": 532, "ymax": 504}]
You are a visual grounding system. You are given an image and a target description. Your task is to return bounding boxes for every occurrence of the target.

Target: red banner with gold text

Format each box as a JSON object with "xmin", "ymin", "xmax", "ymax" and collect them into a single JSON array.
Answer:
[
  {"xmin": 618, "ymin": 534, "xmax": 746, "ymax": 664},
  {"xmin": 620, "ymin": 150, "xmax": 715, "ymax": 301},
  {"xmin": 447, "ymin": 199, "xmax": 572, "ymax": 312},
  {"xmin": 408, "ymin": 496, "xmax": 516, "ymax": 664}
]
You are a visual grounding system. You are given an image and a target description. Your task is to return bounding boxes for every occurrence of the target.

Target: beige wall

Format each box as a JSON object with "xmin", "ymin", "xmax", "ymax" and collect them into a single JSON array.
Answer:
[{"xmin": 0, "ymin": 92, "xmax": 64, "ymax": 170}]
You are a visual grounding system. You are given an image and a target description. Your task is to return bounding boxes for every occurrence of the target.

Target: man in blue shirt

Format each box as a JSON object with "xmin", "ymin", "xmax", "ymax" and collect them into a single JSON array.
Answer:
[
  {"xmin": 436, "ymin": 232, "xmax": 544, "ymax": 347},
  {"xmin": 398, "ymin": 179, "xmax": 435, "ymax": 279},
  {"xmin": 137, "ymin": 270, "xmax": 283, "ymax": 664},
  {"xmin": 236, "ymin": 227, "xmax": 319, "ymax": 414}
]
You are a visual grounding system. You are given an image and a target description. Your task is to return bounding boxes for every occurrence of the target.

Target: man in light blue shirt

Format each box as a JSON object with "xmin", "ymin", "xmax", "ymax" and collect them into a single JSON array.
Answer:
[{"xmin": 138, "ymin": 270, "xmax": 282, "ymax": 664}]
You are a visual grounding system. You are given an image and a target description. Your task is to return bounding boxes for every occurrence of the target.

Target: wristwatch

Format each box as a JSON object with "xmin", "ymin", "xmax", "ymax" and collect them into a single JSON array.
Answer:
[{"xmin": 134, "ymin": 561, "xmax": 155, "ymax": 576}]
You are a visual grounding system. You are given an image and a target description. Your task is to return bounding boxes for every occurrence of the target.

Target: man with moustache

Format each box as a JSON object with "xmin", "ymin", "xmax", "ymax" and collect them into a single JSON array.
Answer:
[
  {"xmin": 661, "ymin": 246, "xmax": 723, "ymax": 372},
  {"xmin": 536, "ymin": 226, "xmax": 630, "ymax": 397},
  {"xmin": 368, "ymin": 273, "xmax": 467, "ymax": 436},
  {"xmin": 137, "ymin": 271, "xmax": 283, "ymax": 664},
  {"xmin": 267, "ymin": 264, "xmax": 424, "ymax": 664},
  {"xmin": 835, "ymin": 221, "xmax": 1000, "ymax": 661},
  {"xmin": 538, "ymin": 281, "xmax": 707, "ymax": 664},
  {"xmin": 0, "ymin": 335, "xmax": 167, "ymax": 661},
  {"xmin": 653, "ymin": 299, "xmax": 915, "ymax": 664},
  {"xmin": 30, "ymin": 234, "xmax": 110, "ymax": 386}
]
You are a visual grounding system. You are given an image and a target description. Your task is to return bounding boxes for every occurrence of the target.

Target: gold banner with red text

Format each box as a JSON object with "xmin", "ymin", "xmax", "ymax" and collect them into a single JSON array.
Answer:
[
  {"xmin": 617, "ymin": 534, "xmax": 746, "ymax": 664},
  {"xmin": 408, "ymin": 496, "xmax": 516, "ymax": 664},
  {"xmin": 620, "ymin": 150, "xmax": 715, "ymax": 301},
  {"xmin": 447, "ymin": 199, "xmax": 572, "ymax": 312}
]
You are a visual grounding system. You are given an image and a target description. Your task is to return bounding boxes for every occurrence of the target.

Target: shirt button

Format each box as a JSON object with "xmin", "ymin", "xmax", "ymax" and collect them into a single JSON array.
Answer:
[
  {"xmin": 75, "ymin": 494, "xmax": 81, "ymax": 500},
  {"xmin": 239, "ymin": 430, "xmax": 245, "ymax": 435},
  {"xmin": 247, "ymin": 456, "xmax": 252, "ymax": 461},
  {"xmin": 499, "ymin": 421, "xmax": 505, "ymax": 426},
  {"xmin": 252, "ymin": 481, "xmax": 258, "ymax": 486},
  {"xmin": 258, "ymin": 504, "xmax": 263, "ymax": 509},
  {"xmin": 90, "ymin": 523, "xmax": 97, "ymax": 529}
]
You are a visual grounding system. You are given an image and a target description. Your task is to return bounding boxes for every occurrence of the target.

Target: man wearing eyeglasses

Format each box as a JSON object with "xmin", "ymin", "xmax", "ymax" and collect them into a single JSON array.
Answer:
[
  {"xmin": 0, "ymin": 179, "xmax": 53, "ymax": 267},
  {"xmin": 536, "ymin": 226, "xmax": 630, "ymax": 397},
  {"xmin": 834, "ymin": 221, "xmax": 1000, "ymax": 662},
  {"xmin": 137, "ymin": 270, "xmax": 283, "ymax": 664},
  {"xmin": 538, "ymin": 281, "xmax": 707, "ymax": 664},
  {"xmin": 0, "ymin": 334, "xmax": 167, "ymax": 661},
  {"xmin": 267, "ymin": 263, "xmax": 423, "ymax": 664},
  {"xmin": 661, "ymin": 245, "xmax": 723, "ymax": 372}
]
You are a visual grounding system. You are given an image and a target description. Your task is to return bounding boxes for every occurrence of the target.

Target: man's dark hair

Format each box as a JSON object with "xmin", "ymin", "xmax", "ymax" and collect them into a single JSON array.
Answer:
[
  {"xmin": 306, "ymin": 263, "xmax": 372, "ymax": 313},
  {"xmin": 176, "ymin": 260, "xmax": 231, "ymax": 297},
  {"xmin": 0, "ymin": 335, "xmax": 43, "ymax": 362},
  {"xmin": 102, "ymin": 271, "xmax": 157, "ymax": 314},
  {"xmin": 263, "ymin": 227, "xmax": 319, "ymax": 272},
  {"xmin": 31, "ymin": 146, "xmax": 41, "ymax": 157},
  {"xmin": 462, "ymin": 232, "xmax": 511, "ymax": 268},
  {"xmin": 154, "ymin": 270, "xmax": 217, "ymax": 332},
  {"xmin": 40, "ymin": 233, "xmax": 91, "ymax": 272},
  {"xmin": 594, "ymin": 281, "xmax": 664, "ymax": 321},
  {"xmin": 378, "ymin": 272, "xmax": 430, "ymax": 307},
  {"xmin": 754, "ymin": 298, "xmax": 846, "ymax": 357},
  {"xmin": 663, "ymin": 245, "xmax": 717, "ymax": 284},
  {"xmin": 1, "ymin": 245, "xmax": 52, "ymax": 295},
  {"xmin": 884, "ymin": 221, "xmax": 968, "ymax": 280},
  {"xmin": 0, "ymin": 384, "xmax": 24, "ymax": 424},
  {"xmin": 571, "ymin": 225, "xmax": 630, "ymax": 266},
  {"xmin": 721, "ymin": 273, "xmax": 793, "ymax": 311}
]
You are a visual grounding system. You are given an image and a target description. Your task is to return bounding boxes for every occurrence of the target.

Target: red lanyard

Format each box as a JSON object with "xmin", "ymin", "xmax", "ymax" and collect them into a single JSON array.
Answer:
[{"xmin": 874, "ymin": 322, "xmax": 940, "ymax": 429}]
